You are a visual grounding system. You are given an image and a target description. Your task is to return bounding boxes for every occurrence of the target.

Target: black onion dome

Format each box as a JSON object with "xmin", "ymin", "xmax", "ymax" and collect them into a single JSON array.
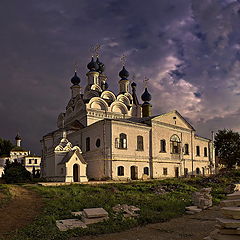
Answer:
[
  {"xmin": 71, "ymin": 71, "xmax": 81, "ymax": 85},
  {"xmin": 96, "ymin": 57, "xmax": 105, "ymax": 73},
  {"xmin": 131, "ymin": 82, "xmax": 137, "ymax": 88},
  {"xmin": 101, "ymin": 81, "xmax": 109, "ymax": 91},
  {"xmin": 141, "ymin": 88, "xmax": 152, "ymax": 102},
  {"xmin": 87, "ymin": 57, "xmax": 99, "ymax": 71},
  {"xmin": 15, "ymin": 133, "xmax": 21, "ymax": 140},
  {"xmin": 119, "ymin": 66, "xmax": 129, "ymax": 79}
]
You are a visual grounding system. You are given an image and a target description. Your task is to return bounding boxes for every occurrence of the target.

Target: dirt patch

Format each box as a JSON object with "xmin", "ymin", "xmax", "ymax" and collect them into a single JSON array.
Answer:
[
  {"xmin": 0, "ymin": 185, "xmax": 43, "ymax": 239},
  {"xmin": 71, "ymin": 206, "xmax": 221, "ymax": 240}
]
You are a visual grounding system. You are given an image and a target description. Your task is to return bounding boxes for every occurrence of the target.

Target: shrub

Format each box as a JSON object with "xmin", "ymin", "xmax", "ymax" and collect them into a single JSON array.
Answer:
[{"xmin": 2, "ymin": 160, "xmax": 31, "ymax": 183}]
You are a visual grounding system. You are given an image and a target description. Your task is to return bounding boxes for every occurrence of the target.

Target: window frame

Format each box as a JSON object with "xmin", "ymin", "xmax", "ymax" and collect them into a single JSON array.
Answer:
[
  {"xmin": 143, "ymin": 167, "xmax": 149, "ymax": 175},
  {"xmin": 163, "ymin": 168, "xmax": 168, "ymax": 175},
  {"xmin": 204, "ymin": 147, "xmax": 208, "ymax": 157},
  {"xmin": 160, "ymin": 139, "xmax": 166, "ymax": 152},
  {"xmin": 117, "ymin": 166, "xmax": 124, "ymax": 176},
  {"xmin": 137, "ymin": 135, "xmax": 144, "ymax": 151},
  {"xmin": 119, "ymin": 133, "xmax": 127, "ymax": 149},
  {"xmin": 196, "ymin": 146, "xmax": 200, "ymax": 156}
]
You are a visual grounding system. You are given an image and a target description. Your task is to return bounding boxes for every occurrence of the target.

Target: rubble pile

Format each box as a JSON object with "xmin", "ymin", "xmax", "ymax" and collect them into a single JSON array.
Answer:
[
  {"xmin": 204, "ymin": 190, "xmax": 240, "ymax": 240},
  {"xmin": 56, "ymin": 208, "xmax": 109, "ymax": 231},
  {"xmin": 185, "ymin": 188, "xmax": 212, "ymax": 215},
  {"xmin": 112, "ymin": 204, "xmax": 140, "ymax": 218}
]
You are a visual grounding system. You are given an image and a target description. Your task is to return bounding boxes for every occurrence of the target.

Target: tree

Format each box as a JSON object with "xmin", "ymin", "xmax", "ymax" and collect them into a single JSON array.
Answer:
[
  {"xmin": 214, "ymin": 129, "xmax": 240, "ymax": 169},
  {"xmin": 0, "ymin": 138, "xmax": 14, "ymax": 157},
  {"xmin": 2, "ymin": 160, "xmax": 31, "ymax": 183}
]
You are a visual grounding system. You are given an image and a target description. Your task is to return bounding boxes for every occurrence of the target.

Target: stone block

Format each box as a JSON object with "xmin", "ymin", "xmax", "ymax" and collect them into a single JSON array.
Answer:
[
  {"xmin": 220, "ymin": 199, "xmax": 240, "ymax": 208},
  {"xmin": 185, "ymin": 211, "xmax": 195, "ymax": 215},
  {"xmin": 216, "ymin": 218, "xmax": 240, "ymax": 229},
  {"xmin": 185, "ymin": 206, "xmax": 202, "ymax": 213},
  {"xmin": 227, "ymin": 191, "xmax": 240, "ymax": 200},
  {"xmin": 83, "ymin": 208, "xmax": 108, "ymax": 219},
  {"xmin": 82, "ymin": 216, "xmax": 109, "ymax": 225},
  {"xmin": 221, "ymin": 207, "xmax": 240, "ymax": 220},
  {"xmin": 56, "ymin": 219, "xmax": 87, "ymax": 231}
]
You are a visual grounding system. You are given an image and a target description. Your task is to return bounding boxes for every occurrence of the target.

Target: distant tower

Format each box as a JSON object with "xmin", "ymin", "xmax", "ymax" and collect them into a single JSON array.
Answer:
[
  {"xmin": 15, "ymin": 133, "xmax": 22, "ymax": 147},
  {"xmin": 141, "ymin": 87, "xmax": 152, "ymax": 117},
  {"xmin": 86, "ymin": 57, "xmax": 100, "ymax": 86}
]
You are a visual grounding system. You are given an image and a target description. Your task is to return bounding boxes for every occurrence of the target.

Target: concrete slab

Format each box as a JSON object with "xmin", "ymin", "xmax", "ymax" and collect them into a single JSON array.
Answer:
[
  {"xmin": 185, "ymin": 206, "xmax": 202, "ymax": 213},
  {"xmin": 221, "ymin": 207, "xmax": 240, "ymax": 219},
  {"xmin": 83, "ymin": 208, "xmax": 108, "ymax": 218},
  {"xmin": 56, "ymin": 219, "xmax": 87, "ymax": 231},
  {"xmin": 82, "ymin": 216, "xmax": 109, "ymax": 225},
  {"xmin": 220, "ymin": 199, "xmax": 240, "ymax": 207},
  {"xmin": 216, "ymin": 218, "xmax": 240, "ymax": 229},
  {"xmin": 227, "ymin": 191, "xmax": 240, "ymax": 200}
]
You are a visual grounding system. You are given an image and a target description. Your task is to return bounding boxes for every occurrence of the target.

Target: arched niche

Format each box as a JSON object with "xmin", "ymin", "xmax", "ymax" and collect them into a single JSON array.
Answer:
[
  {"xmin": 101, "ymin": 91, "xmax": 116, "ymax": 103},
  {"xmin": 88, "ymin": 97, "xmax": 108, "ymax": 111},
  {"xmin": 110, "ymin": 101, "xmax": 128, "ymax": 114},
  {"xmin": 117, "ymin": 94, "xmax": 131, "ymax": 106}
]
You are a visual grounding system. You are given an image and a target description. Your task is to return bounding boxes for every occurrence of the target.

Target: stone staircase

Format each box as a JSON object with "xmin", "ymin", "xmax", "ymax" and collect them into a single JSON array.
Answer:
[{"xmin": 204, "ymin": 191, "xmax": 240, "ymax": 240}]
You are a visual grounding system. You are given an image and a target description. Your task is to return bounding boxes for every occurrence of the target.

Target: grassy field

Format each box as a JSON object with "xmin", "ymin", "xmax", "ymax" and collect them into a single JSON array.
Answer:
[
  {"xmin": 7, "ymin": 170, "xmax": 240, "ymax": 240},
  {"xmin": 0, "ymin": 184, "xmax": 11, "ymax": 208}
]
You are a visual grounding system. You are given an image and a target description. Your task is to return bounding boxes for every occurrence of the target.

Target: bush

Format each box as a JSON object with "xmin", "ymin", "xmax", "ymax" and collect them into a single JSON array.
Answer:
[{"xmin": 2, "ymin": 160, "xmax": 31, "ymax": 183}]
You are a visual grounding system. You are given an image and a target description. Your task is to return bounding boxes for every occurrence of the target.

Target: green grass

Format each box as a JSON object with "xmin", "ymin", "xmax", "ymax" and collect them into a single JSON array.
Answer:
[
  {"xmin": 7, "ymin": 170, "xmax": 240, "ymax": 240},
  {"xmin": 0, "ymin": 184, "xmax": 11, "ymax": 208}
]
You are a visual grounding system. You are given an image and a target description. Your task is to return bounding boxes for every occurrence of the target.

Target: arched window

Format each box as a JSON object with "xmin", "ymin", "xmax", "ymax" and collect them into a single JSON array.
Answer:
[
  {"xmin": 137, "ymin": 135, "xmax": 144, "ymax": 151},
  {"xmin": 143, "ymin": 167, "xmax": 149, "ymax": 175},
  {"xmin": 196, "ymin": 146, "xmax": 200, "ymax": 156},
  {"xmin": 119, "ymin": 133, "xmax": 127, "ymax": 149},
  {"xmin": 117, "ymin": 166, "xmax": 124, "ymax": 176},
  {"xmin": 184, "ymin": 144, "xmax": 189, "ymax": 155},
  {"xmin": 196, "ymin": 167, "xmax": 200, "ymax": 175},
  {"xmin": 160, "ymin": 139, "xmax": 166, "ymax": 152},
  {"xmin": 170, "ymin": 135, "xmax": 181, "ymax": 154},
  {"xmin": 86, "ymin": 137, "xmax": 90, "ymax": 152},
  {"xmin": 204, "ymin": 147, "xmax": 208, "ymax": 157}
]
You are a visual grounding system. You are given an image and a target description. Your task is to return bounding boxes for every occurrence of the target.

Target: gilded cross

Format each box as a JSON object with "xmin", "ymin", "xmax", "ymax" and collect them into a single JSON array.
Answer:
[
  {"xmin": 120, "ymin": 54, "xmax": 126, "ymax": 66},
  {"xmin": 143, "ymin": 77, "xmax": 149, "ymax": 87}
]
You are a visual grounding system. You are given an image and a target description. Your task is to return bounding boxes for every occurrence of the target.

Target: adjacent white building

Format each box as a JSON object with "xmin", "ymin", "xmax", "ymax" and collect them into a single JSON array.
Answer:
[
  {"xmin": 0, "ymin": 134, "xmax": 41, "ymax": 177},
  {"xmin": 41, "ymin": 56, "xmax": 215, "ymax": 182}
]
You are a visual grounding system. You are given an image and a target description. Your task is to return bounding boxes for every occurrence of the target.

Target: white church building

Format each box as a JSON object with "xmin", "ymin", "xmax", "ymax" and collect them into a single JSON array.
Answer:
[{"xmin": 41, "ymin": 56, "xmax": 215, "ymax": 182}]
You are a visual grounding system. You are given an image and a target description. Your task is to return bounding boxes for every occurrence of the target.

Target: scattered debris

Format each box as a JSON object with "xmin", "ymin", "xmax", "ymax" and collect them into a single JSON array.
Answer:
[
  {"xmin": 71, "ymin": 211, "xmax": 83, "ymax": 217},
  {"xmin": 203, "ymin": 184, "xmax": 240, "ymax": 240},
  {"xmin": 56, "ymin": 219, "xmax": 87, "ymax": 231},
  {"xmin": 112, "ymin": 204, "xmax": 140, "ymax": 218},
  {"xmin": 192, "ymin": 187, "xmax": 212, "ymax": 210}
]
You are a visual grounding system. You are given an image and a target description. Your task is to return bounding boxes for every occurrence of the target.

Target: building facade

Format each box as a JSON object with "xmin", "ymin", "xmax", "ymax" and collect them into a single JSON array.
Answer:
[
  {"xmin": 41, "ymin": 56, "xmax": 215, "ymax": 182},
  {"xmin": 0, "ymin": 134, "xmax": 41, "ymax": 177}
]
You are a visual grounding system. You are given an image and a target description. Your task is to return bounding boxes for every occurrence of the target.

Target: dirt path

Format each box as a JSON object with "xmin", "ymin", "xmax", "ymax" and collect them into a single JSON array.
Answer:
[
  {"xmin": 0, "ymin": 185, "xmax": 43, "ymax": 239},
  {"xmin": 71, "ymin": 206, "xmax": 221, "ymax": 240}
]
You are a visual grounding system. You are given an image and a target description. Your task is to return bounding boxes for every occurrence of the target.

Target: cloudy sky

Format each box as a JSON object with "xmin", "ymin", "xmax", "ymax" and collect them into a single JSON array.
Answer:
[{"xmin": 0, "ymin": 0, "xmax": 240, "ymax": 154}]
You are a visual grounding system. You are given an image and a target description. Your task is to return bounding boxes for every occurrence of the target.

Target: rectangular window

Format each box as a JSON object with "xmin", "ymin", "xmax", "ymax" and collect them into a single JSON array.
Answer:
[
  {"xmin": 184, "ymin": 144, "xmax": 189, "ymax": 155},
  {"xmin": 29, "ymin": 159, "xmax": 31, "ymax": 164},
  {"xmin": 160, "ymin": 140, "xmax": 166, "ymax": 152},
  {"xmin": 35, "ymin": 159, "xmax": 37, "ymax": 164},
  {"xmin": 204, "ymin": 147, "xmax": 208, "ymax": 157},
  {"xmin": 163, "ymin": 168, "xmax": 168, "ymax": 175},
  {"xmin": 137, "ymin": 136, "xmax": 144, "ymax": 151},
  {"xmin": 196, "ymin": 146, "xmax": 200, "ymax": 156},
  {"xmin": 86, "ymin": 137, "xmax": 90, "ymax": 152}
]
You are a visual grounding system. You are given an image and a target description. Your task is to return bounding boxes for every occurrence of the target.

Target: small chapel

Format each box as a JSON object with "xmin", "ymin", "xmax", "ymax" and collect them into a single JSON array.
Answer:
[{"xmin": 41, "ymin": 54, "xmax": 215, "ymax": 182}]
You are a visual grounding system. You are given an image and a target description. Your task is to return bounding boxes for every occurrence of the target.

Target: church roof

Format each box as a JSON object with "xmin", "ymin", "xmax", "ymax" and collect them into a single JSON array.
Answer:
[{"xmin": 58, "ymin": 149, "xmax": 87, "ymax": 165}]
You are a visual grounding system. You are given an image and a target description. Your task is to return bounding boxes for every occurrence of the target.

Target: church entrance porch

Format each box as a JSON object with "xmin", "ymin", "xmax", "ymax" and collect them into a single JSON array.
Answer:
[
  {"xmin": 130, "ymin": 166, "xmax": 138, "ymax": 180},
  {"xmin": 73, "ymin": 164, "xmax": 79, "ymax": 182}
]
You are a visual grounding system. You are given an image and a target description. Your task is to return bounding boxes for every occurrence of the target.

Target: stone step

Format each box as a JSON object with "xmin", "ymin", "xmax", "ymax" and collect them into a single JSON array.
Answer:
[
  {"xmin": 220, "ymin": 199, "xmax": 240, "ymax": 207},
  {"xmin": 82, "ymin": 216, "xmax": 109, "ymax": 225},
  {"xmin": 219, "ymin": 227, "xmax": 240, "ymax": 235},
  {"xmin": 56, "ymin": 219, "xmax": 87, "ymax": 231},
  {"xmin": 227, "ymin": 191, "xmax": 240, "ymax": 200},
  {"xmin": 185, "ymin": 206, "xmax": 202, "ymax": 213},
  {"xmin": 221, "ymin": 207, "xmax": 240, "ymax": 220},
  {"xmin": 83, "ymin": 208, "xmax": 108, "ymax": 219},
  {"xmin": 216, "ymin": 218, "xmax": 240, "ymax": 229}
]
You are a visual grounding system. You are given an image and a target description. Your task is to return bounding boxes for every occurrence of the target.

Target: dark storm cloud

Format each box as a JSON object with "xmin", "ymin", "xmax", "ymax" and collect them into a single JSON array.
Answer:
[{"xmin": 0, "ymin": 0, "xmax": 240, "ymax": 153}]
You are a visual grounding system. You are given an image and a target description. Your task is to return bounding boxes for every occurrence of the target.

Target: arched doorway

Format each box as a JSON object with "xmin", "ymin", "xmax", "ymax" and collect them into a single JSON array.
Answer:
[
  {"xmin": 130, "ymin": 166, "xmax": 138, "ymax": 180},
  {"xmin": 73, "ymin": 164, "xmax": 79, "ymax": 182}
]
